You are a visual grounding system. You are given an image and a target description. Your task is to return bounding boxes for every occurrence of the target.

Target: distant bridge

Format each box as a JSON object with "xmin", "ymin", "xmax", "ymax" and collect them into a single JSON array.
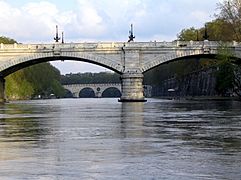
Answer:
[
  {"xmin": 0, "ymin": 41, "xmax": 240, "ymax": 102},
  {"xmin": 63, "ymin": 83, "xmax": 152, "ymax": 98},
  {"xmin": 63, "ymin": 83, "xmax": 121, "ymax": 98}
]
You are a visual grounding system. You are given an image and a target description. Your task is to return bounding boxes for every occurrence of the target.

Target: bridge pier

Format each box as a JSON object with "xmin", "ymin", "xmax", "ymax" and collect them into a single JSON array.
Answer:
[
  {"xmin": 0, "ymin": 77, "xmax": 5, "ymax": 103},
  {"xmin": 119, "ymin": 73, "xmax": 146, "ymax": 102}
]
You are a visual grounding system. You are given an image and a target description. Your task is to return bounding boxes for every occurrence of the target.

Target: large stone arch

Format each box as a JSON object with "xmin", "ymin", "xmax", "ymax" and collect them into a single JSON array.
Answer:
[
  {"xmin": 0, "ymin": 52, "xmax": 123, "ymax": 77},
  {"xmin": 141, "ymin": 47, "xmax": 241, "ymax": 73},
  {"xmin": 141, "ymin": 51, "xmax": 218, "ymax": 73},
  {"xmin": 101, "ymin": 85, "xmax": 121, "ymax": 93}
]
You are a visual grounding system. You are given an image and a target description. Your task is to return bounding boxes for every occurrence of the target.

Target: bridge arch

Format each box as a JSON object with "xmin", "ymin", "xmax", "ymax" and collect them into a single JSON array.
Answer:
[
  {"xmin": 0, "ymin": 53, "xmax": 123, "ymax": 77},
  {"xmin": 79, "ymin": 87, "xmax": 95, "ymax": 98},
  {"xmin": 141, "ymin": 52, "xmax": 218, "ymax": 73},
  {"xmin": 102, "ymin": 87, "xmax": 122, "ymax": 97}
]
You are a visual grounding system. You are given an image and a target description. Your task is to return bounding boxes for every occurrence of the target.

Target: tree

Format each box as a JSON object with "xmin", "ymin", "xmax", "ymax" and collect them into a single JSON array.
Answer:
[
  {"xmin": 177, "ymin": 19, "xmax": 235, "ymax": 42},
  {"xmin": 0, "ymin": 36, "xmax": 16, "ymax": 44},
  {"xmin": 177, "ymin": 27, "xmax": 199, "ymax": 41},
  {"xmin": 216, "ymin": 0, "xmax": 241, "ymax": 41},
  {"xmin": 61, "ymin": 72, "xmax": 120, "ymax": 85},
  {"xmin": 215, "ymin": 44, "xmax": 241, "ymax": 97},
  {"xmin": 205, "ymin": 19, "xmax": 235, "ymax": 41}
]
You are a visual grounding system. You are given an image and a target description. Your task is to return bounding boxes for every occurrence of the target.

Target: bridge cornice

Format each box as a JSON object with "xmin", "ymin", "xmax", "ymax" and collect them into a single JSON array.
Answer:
[
  {"xmin": 63, "ymin": 83, "xmax": 121, "ymax": 87},
  {"xmin": 1, "ymin": 41, "xmax": 240, "ymax": 50}
]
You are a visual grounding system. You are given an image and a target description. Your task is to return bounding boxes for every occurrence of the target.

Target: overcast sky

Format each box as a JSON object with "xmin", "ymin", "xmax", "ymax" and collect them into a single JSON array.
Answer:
[{"xmin": 0, "ymin": 0, "xmax": 222, "ymax": 74}]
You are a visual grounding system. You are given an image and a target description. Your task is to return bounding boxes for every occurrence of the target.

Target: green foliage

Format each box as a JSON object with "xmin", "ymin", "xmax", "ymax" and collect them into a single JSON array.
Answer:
[
  {"xmin": 61, "ymin": 72, "xmax": 120, "ymax": 84},
  {"xmin": 215, "ymin": 62, "xmax": 235, "ymax": 96},
  {"xmin": 216, "ymin": 44, "xmax": 235, "ymax": 63},
  {"xmin": 23, "ymin": 63, "xmax": 64, "ymax": 96},
  {"xmin": 177, "ymin": 19, "xmax": 235, "ymax": 41},
  {"xmin": 205, "ymin": 19, "xmax": 234, "ymax": 41},
  {"xmin": 6, "ymin": 63, "xmax": 65, "ymax": 100},
  {"xmin": 177, "ymin": 27, "xmax": 198, "ymax": 41},
  {"xmin": 0, "ymin": 36, "xmax": 17, "ymax": 44},
  {"xmin": 216, "ymin": 44, "xmax": 237, "ymax": 96},
  {"xmin": 5, "ymin": 71, "xmax": 34, "ymax": 100}
]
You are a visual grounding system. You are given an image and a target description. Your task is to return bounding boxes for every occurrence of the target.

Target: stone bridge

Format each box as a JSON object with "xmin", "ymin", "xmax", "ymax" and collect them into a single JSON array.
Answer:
[
  {"xmin": 63, "ymin": 83, "xmax": 152, "ymax": 98},
  {"xmin": 63, "ymin": 83, "xmax": 122, "ymax": 98},
  {"xmin": 0, "ymin": 41, "xmax": 240, "ymax": 102}
]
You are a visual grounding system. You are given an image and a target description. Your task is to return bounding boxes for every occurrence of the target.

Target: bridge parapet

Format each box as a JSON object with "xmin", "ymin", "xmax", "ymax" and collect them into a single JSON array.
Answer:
[
  {"xmin": 63, "ymin": 83, "xmax": 121, "ymax": 88},
  {"xmin": 1, "ymin": 41, "xmax": 240, "ymax": 51}
]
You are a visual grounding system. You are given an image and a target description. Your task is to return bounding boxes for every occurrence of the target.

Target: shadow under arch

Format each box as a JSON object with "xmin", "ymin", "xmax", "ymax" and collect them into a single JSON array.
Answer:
[
  {"xmin": 102, "ymin": 87, "xmax": 121, "ymax": 98},
  {"xmin": 79, "ymin": 87, "xmax": 95, "ymax": 98},
  {"xmin": 0, "ymin": 55, "xmax": 123, "ymax": 77},
  {"xmin": 142, "ymin": 54, "xmax": 218, "ymax": 74},
  {"xmin": 143, "ymin": 52, "xmax": 241, "ymax": 74}
]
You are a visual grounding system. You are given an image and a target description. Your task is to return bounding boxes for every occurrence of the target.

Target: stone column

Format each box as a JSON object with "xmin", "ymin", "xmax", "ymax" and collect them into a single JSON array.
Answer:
[
  {"xmin": 0, "ymin": 77, "xmax": 5, "ymax": 103},
  {"xmin": 119, "ymin": 73, "xmax": 146, "ymax": 102}
]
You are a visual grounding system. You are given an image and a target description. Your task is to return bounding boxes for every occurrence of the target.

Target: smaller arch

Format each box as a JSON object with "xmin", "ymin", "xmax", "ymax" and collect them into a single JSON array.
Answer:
[
  {"xmin": 102, "ymin": 87, "xmax": 122, "ymax": 98},
  {"xmin": 63, "ymin": 89, "xmax": 74, "ymax": 98},
  {"xmin": 79, "ymin": 87, "xmax": 95, "ymax": 98}
]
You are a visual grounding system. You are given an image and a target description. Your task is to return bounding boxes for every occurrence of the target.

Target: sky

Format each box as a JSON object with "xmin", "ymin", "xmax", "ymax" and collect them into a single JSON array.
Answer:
[{"xmin": 0, "ymin": 0, "xmax": 222, "ymax": 74}]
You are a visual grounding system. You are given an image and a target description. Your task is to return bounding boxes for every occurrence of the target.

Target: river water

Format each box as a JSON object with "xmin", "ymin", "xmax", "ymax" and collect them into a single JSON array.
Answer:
[{"xmin": 0, "ymin": 98, "xmax": 241, "ymax": 180}]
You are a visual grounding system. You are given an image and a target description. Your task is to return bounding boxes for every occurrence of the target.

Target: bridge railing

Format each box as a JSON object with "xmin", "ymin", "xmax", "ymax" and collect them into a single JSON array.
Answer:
[
  {"xmin": 0, "ymin": 41, "xmax": 240, "ymax": 50},
  {"xmin": 63, "ymin": 83, "xmax": 122, "ymax": 87}
]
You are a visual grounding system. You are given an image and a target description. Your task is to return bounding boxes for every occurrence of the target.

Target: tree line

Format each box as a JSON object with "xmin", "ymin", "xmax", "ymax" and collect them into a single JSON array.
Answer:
[{"xmin": 61, "ymin": 72, "xmax": 120, "ymax": 85}]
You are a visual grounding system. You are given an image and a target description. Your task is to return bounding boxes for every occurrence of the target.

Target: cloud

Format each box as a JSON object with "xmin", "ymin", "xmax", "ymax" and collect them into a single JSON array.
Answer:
[
  {"xmin": 0, "ymin": 0, "xmax": 220, "ymax": 73},
  {"xmin": 66, "ymin": 0, "xmax": 107, "ymax": 39},
  {"xmin": 23, "ymin": 1, "xmax": 58, "ymax": 17},
  {"xmin": 0, "ymin": 1, "xmax": 57, "ymax": 42},
  {"xmin": 0, "ymin": 0, "xmax": 219, "ymax": 42}
]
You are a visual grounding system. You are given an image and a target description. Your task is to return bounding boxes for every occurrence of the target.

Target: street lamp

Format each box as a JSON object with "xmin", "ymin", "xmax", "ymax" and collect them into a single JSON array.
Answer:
[
  {"xmin": 128, "ymin": 24, "xmax": 135, "ymax": 42},
  {"xmin": 203, "ymin": 24, "xmax": 209, "ymax": 40},
  {"xmin": 54, "ymin": 25, "xmax": 60, "ymax": 43}
]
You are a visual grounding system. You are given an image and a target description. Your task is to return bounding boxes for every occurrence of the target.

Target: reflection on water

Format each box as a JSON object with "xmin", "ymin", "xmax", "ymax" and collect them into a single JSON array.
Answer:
[
  {"xmin": 120, "ymin": 102, "xmax": 144, "ymax": 138},
  {"xmin": 0, "ymin": 98, "xmax": 241, "ymax": 179}
]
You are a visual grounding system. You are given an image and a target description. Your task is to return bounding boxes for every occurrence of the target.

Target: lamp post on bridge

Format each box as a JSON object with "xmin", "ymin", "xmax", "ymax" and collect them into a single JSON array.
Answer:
[
  {"xmin": 61, "ymin": 31, "xmax": 64, "ymax": 44},
  {"xmin": 203, "ymin": 24, "xmax": 209, "ymax": 40},
  {"xmin": 128, "ymin": 24, "xmax": 135, "ymax": 42},
  {"xmin": 196, "ymin": 30, "xmax": 199, "ymax": 41},
  {"xmin": 54, "ymin": 25, "xmax": 61, "ymax": 43},
  {"xmin": 202, "ymin": 24, "xmax": 211, "ymax": 54}
]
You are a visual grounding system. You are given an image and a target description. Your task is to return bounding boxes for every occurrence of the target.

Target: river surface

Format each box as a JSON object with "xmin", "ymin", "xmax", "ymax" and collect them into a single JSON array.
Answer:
[{"xmin": 0, "ymin": 98, "xmax": 241, "ymax": 180}]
